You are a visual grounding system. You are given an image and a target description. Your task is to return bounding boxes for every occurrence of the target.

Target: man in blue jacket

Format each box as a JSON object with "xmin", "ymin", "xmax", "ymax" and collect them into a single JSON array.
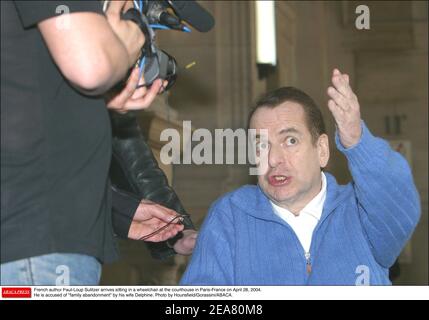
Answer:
[{"xmin": 180, "ymin": 69, "xmax": 421, "ymax": 285}]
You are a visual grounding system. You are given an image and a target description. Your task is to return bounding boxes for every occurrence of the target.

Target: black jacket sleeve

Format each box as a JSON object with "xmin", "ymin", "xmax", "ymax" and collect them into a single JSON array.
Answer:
[
  {"xmin": 111, "ymin": 186, "xmax": 140, "ymax": 239},
  {"xmin": 109, "ymin": 111, "xmax": 195, "ymax": 260}
]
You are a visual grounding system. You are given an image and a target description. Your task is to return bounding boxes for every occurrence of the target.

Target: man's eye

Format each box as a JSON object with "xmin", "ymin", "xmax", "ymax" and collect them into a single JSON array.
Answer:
[{"xmin": 285, "ymin": 137, "xmax": 298, "ymax": 146}]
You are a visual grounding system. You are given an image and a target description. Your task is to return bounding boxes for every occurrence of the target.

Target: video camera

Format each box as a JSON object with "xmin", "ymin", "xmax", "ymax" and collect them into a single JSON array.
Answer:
[{"xmin": 120, "ymin": 0, "xmax": 215, "ymax": 91}]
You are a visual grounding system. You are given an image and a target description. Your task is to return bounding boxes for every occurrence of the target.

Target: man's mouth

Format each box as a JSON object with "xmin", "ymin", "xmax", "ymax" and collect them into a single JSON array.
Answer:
[{"xmin": 268, "ymin": 175, "xmax": 292, "ymax": 186}]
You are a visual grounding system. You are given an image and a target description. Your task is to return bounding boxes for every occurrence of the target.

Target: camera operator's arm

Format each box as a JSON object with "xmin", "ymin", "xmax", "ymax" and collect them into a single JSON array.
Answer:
[{"xmin": 37, "ymin": 1, "xmax": 143, "ymax": 96}]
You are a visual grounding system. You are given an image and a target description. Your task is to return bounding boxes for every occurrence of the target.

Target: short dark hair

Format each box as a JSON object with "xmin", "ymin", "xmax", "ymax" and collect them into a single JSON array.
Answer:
[{"xmin": 248, "ymin": 87, "xmax": 326, "ymax": 144}]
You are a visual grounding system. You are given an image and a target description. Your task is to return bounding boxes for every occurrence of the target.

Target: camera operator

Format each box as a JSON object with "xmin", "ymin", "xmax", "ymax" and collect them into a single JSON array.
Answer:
[{"xmin": 1, "ymin": 0, "xmax": 182, "ymax": 285}]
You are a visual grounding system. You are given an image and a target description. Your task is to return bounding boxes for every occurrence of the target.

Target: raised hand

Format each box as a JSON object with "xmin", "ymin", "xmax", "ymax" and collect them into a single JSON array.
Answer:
[{"xmin": 327, "ymin": 68, "xmax": 362, "ymax": 148}]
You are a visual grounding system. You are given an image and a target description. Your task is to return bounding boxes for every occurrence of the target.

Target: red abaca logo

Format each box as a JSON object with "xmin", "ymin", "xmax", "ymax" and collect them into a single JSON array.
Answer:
[{"xmin": 2, "ymin": 287, "xmax": 32, "ymax": 298}]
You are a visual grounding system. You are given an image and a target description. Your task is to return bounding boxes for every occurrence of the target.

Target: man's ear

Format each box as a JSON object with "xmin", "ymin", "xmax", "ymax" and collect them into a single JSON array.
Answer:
[{"xmin": 317, "ymin": 134, "xmax": 330, "ymax": 168}]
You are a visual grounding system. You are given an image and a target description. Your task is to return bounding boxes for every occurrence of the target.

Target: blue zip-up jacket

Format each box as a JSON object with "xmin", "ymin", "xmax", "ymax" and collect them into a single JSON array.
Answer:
[{"xmin": 180, "ymin": 123, "xmax": 421, "ymax": 285}]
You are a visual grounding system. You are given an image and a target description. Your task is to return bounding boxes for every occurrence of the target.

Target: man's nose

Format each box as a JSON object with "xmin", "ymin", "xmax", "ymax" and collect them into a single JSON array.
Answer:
[{"xmin": 268, "ymin": 144, "xmax": 284, "ymax": 168}]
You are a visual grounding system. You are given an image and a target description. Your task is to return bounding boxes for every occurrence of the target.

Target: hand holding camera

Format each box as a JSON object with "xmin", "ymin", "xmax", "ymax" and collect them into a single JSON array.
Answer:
[
  {"xmin": 105, "ymin": 67, "xmax": 164, "ymax": 112},
  {"xmin": 105, "ymin": 0, "xmax": 215, "ymax": 112},
  {"xmin": 105, "ymin": 1, "xmax": 145, "ymax": 69}
]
